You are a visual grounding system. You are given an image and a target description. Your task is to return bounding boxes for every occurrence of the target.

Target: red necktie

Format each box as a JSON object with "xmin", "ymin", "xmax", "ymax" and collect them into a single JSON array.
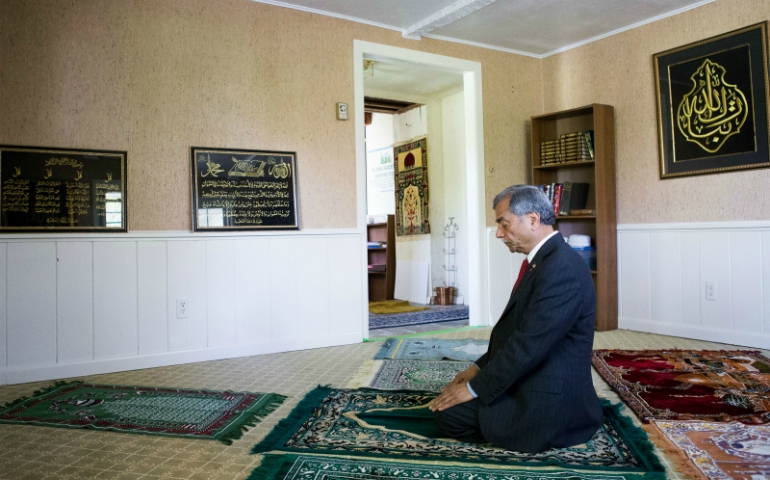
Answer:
[{"xmin": 513, "ymin": 259, "xmax": 529, "ymax": 293}]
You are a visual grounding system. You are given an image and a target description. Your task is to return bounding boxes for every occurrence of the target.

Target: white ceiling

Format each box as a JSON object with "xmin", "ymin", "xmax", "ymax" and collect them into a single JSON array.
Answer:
[
  {"xmin": 253, "ymin": 0, "xmax": 714, "ymax": 57},
  {"xmin": 363, "ymin": 57, "xmax": 464, "ymax": 100}
]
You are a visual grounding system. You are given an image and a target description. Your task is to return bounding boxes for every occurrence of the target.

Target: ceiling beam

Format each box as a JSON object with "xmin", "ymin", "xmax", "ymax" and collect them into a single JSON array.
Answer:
[{"xmin": 402, "ymin": 0, "xmax": 497, "ymax": 40}]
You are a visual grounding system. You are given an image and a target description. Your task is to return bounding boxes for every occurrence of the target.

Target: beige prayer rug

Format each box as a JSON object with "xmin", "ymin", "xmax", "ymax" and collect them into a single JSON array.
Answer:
[{"xmin": 648, "ymin": 420, "xmax": 770, "ymax": 479}]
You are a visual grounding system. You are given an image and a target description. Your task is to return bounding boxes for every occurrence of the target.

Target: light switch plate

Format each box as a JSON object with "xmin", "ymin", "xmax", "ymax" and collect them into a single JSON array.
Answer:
[{"xmin": 336, "ymin": 102, "xmax": 348, "ymax": 120}]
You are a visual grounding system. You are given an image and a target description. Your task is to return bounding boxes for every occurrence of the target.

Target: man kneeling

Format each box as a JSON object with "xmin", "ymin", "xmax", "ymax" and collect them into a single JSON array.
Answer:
[{"xmin": 430, "ymin": 185, "xmax": 602, "ymax": 453}]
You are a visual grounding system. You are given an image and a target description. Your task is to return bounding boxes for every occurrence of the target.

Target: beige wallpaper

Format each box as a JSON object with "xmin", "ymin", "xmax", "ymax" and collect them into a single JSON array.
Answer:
[
  {"xmin": 0, "ymin": 0, "xmax": 541, "ymax": 230},
  {"xmin": 542, "ymin": 0, "xmax": 770, "ymax": 224}
]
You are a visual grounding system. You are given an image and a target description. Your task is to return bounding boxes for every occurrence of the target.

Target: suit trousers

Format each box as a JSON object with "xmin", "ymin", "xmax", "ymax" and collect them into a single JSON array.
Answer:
[{"xmin": 434, "ymin": 399, "xmax": 487, "ymax": 443}]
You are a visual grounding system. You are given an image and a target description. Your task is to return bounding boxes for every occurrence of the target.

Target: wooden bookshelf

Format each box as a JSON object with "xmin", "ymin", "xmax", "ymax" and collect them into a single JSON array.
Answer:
[
  {"xmin": 367, "ymin": 215, "xmax": 396, "ymax": 301},
  {"xmin": 531, "ymin": 104, "xmax": 617, "ymax": 331}
]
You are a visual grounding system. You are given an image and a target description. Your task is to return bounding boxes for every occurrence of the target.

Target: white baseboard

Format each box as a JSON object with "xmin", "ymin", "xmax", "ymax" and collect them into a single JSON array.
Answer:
[
  {"xmin": 619, "ymin": 318, "xmax": 770, "ymax": 350},
  {"xmin": 2, "ymin": 332, "xmax": 362, "ymax": 385}
]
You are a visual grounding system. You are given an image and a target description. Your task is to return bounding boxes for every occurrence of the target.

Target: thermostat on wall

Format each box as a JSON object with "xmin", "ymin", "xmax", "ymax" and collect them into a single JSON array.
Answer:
[{"xmin": 336, "ymin": 102, "xmax": 348, "ymax": 120}]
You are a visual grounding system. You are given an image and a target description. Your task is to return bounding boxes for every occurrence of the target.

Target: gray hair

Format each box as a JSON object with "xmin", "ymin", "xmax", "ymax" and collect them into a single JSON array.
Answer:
[{"xmin": 493, "ymin": 185, "xmax": 555, "ymax": 226}]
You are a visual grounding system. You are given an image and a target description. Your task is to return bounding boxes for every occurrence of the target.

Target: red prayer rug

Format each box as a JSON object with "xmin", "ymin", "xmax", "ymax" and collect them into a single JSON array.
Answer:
[
  {"xmin": 592, "ymin": 350, "xmax": 770, "ymax": 423},
  {"xmin": 646, "ymin": 420, "xmax": 770, "ymax": 479}
]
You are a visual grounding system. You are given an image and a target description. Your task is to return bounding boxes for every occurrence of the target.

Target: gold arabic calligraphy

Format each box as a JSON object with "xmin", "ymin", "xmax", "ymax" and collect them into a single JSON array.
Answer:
[{"xmin": 677, "ymin": 58, "xmax": 748, "ymax": 153}]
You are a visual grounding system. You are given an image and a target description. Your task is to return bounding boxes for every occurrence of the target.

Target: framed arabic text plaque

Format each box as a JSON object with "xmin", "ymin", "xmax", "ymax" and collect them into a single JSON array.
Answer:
[
  {"xmin": 191, "ymin": 147, "xmax": 299, "ymax": 231},
  {"xmin": 0, "ymin": 145, "xmax": 127, "ymax": 232},
  {"xmin": 654, "ymin": 22, "xmax": 770, "ymax": 178}
]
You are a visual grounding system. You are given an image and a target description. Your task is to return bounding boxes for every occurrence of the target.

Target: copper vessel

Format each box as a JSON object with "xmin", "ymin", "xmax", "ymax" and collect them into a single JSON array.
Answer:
[{"xmin": 433, "ymin": 286, "xmax": 456, "ymax": 306}]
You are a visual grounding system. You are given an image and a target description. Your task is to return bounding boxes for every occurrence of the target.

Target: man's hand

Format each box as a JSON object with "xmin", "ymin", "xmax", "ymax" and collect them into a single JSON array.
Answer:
[
  {"xmin": 429, "ymin": 382, "xmax": 473, "ymax": 412},
  {"xmin": 445, "ymin": 364, "xmax": 479, "ymax": 390}
]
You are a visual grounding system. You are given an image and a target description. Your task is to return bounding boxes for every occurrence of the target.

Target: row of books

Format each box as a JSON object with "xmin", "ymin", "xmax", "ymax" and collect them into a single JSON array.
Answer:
[
  {"xmin": 540, "ymin": 130, "xmax": 595, "ymax": 165},
  {"xmin": 537, "ymin": 182, "xmax": 590, "ymax": 217},
  {"xmin": 367, "ymin": 241, "xmax": 386, "ymax": 249}
]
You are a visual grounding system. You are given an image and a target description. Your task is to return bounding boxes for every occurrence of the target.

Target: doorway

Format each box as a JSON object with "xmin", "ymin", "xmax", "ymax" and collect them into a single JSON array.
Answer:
[{"xmin": 353, "ymin": 41, "xmax": 489, "ymax": 339}]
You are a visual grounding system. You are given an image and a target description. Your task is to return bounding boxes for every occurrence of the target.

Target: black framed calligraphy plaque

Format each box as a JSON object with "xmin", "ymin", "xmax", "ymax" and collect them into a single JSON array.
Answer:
[
  {"xmin": 654, "ymin": 22, "xmax": 770, "ymax": 178},
  {"xmin": 0, "ymin": 145, "xmax": 127, "ymax": 232},
  {"xmin": 191, "ymin": 147, "xmax": 299, "ymax": 231}
]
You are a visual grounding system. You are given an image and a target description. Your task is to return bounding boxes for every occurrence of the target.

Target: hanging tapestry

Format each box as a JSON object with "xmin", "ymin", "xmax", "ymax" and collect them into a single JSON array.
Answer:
[
  {"xmin": 592, "ymin": 349, "xmax": 770, "ymax": 423},
  {"xmin": 0, "ymin": 381, "xmax": 286, "ymax": 444},
  {"xmin": 647, "ymin": 420, "xmax": 770, "ymax": 479},
  {"xmin": 252, "ymin": 386, "xmax": 665, "ymax": 476},
  {"xmin": 394, "ymin": 137, "xmax": 430, "ymax": 236}
]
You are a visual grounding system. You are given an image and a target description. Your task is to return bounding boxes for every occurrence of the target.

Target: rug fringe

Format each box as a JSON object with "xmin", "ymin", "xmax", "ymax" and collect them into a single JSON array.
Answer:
[
  {"xmin": 346, "ymin": 360, "xmax": 381, "ymax": 389},
  {"xmin": 0, "ymin": 380, "xmax": 81, "ymax": 411},
  {"xmin": 642, "ymin": 424, "xmax": 708, "ymax": 480},
  {"xmin": 219, "ymin": 393, "xmax": 288, "ymax": 445},
  {"xmin": 600, "ymin": 399, "xmax": 665, "ymax": 478},
  {"xmin": 251, "ymin": 385, "xmax": 333, "ymax": 454}
]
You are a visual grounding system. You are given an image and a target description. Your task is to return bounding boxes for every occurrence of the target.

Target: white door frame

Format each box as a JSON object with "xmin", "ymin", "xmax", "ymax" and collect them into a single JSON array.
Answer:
[{"xmin": 353, "ymin": 40, "xmax": 489, "ymax": 339}]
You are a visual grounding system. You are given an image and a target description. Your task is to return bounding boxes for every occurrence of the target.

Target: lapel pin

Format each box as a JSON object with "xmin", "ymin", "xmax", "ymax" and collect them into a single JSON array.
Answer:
[{"xmin": 531, "ymin": 263, "xmax": 536, "ymax": 269}]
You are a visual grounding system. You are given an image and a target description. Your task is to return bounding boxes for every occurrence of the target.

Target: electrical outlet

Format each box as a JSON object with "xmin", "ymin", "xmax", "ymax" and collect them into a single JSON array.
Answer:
[
  {"xmin": 176, "ymin": 297, "xmax": 189, "ymax": 318},
  {"xmin": 705, "ymin": 281, "xmax": 717, "ymax": 301}
]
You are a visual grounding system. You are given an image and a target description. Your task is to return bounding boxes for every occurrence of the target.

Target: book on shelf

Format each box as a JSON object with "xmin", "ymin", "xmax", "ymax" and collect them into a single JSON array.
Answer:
[
  {"xmin": 540, "ymin": 130, "xmax": 594, "ymax": 165},
  {"xmin": 570, "ymin": 208, "xmax": 595, "ymax": 216},
  {"xmin": 583, "ymin": 131, "xmax": 595, "ymax": 159},
  {"xmin": 367, "ymin": 264, "xmax": 386, "ymax": 273},
  {"xmin": 558, "ymin": 182, "xmax": 573, "ymax": 216},
  {"xmin": 553, "ymin": 182, "xmax": 590, "ymax": 215},
  {"xmin": 552, "ymin": 183, "xmax": 563, "ymax": 216},
  {"xmin": 537, "ymin": 183, "xmax": 568, "ymax": 216},
  {"xmin": 568, "ymin": 182, "xmax": 589, "ymax": 213},
  {"xmin": 367, "ymin": 241, "xmax": 386, "ymax": 249}
]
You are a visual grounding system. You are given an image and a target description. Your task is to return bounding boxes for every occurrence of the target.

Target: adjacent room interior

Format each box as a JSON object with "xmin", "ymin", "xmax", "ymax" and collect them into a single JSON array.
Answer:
[{"xmin": 362, "ymin": 57, "xmax": 471, "ymax": 336}]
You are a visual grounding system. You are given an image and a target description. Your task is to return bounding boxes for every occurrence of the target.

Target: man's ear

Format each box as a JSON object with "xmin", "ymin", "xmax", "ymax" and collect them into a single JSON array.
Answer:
[{"xmin": 528, "ymin": 212, "xmax": 541, "ymax": 229}]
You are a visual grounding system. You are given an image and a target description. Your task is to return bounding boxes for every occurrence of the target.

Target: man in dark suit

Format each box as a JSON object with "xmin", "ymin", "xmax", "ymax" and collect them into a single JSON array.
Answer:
[{"xmin": 430, "ymin": 184, "xmax": 602, "ymax": 453}]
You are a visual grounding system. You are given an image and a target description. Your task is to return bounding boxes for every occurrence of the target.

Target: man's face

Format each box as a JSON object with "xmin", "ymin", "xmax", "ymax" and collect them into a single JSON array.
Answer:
[{"xmin": 494, "ymin": 198, "xmax": 533, "ymax": 254}]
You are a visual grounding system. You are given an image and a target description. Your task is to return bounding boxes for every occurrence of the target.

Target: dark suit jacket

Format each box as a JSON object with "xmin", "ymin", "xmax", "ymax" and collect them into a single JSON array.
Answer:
[{"xmin": 468, "ymin": 233, "xmax": 602, "ymax": 453}]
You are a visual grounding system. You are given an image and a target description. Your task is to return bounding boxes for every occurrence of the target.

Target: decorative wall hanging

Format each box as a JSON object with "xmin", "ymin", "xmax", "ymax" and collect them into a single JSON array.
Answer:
[
  {"xmin": 191, "ymin": 147, "xmax": 299, "ymax": 231},
  {"xmin": 393, "ymin": 137, "xmax": 429, "ymax": 235},
  {"xmin": 654, "ymin": 22, "xmax": 770, "ymax": 178},
  {"xmin": 0, "ymin": 145, "xmax": 127, "ymax": 232}
]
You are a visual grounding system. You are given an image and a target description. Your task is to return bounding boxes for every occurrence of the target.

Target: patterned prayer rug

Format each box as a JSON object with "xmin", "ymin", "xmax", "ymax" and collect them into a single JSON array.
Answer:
[
  {"xmin": 247, "ymin": 454, "xmax": 654, "ymax": 480},
  {"xmin": 369, "ymin": 305, "xmax": 469, "ymax": 330},
  {"xmin": 592, "ymin": 349, "xmax": 770, "ymax": 423},
  {"xmin": 374, "ymin": 337, "xmax": 488, "ymax": 361},
  {"xmin": 370, "ymin": 359, "xmax": 472, "ymax": 391},
  {"xmin": 647, "ymin": 421, "xmax": 770, "ymax": 479},
  {"xmin": 0, "ymin": 381, "xmax": 286, "ymax": 444},
  {"xmin": 251, "ymin": 386, "xmax": 665, "ymax": 477}
]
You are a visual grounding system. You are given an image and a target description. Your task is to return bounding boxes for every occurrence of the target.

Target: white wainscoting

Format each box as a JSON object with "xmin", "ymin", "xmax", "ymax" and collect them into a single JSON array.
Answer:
[
  {"xmin": 0, "ymin": 230, "xmax": 364, "ymax": 385},
  {"xmin": 618, "ymin": 221, "xmax": 770, "ymax": 349}
]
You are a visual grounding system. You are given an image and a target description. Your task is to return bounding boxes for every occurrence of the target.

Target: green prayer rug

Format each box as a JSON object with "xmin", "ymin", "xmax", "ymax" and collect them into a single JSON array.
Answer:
[
  {"xmin": 370, "ymin": 359, "xmax": 473, "ymax": 391},
  {"xmin": 247, "ymin": 454, "xmax": 655, "ymax": 480},
  {"xmin": 251, "ymin": 387, "xmax": 665, "ymax": 477},
  {"xmin": 0, "ymin": 381, "xmax": 286, "ymax": 444}
]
